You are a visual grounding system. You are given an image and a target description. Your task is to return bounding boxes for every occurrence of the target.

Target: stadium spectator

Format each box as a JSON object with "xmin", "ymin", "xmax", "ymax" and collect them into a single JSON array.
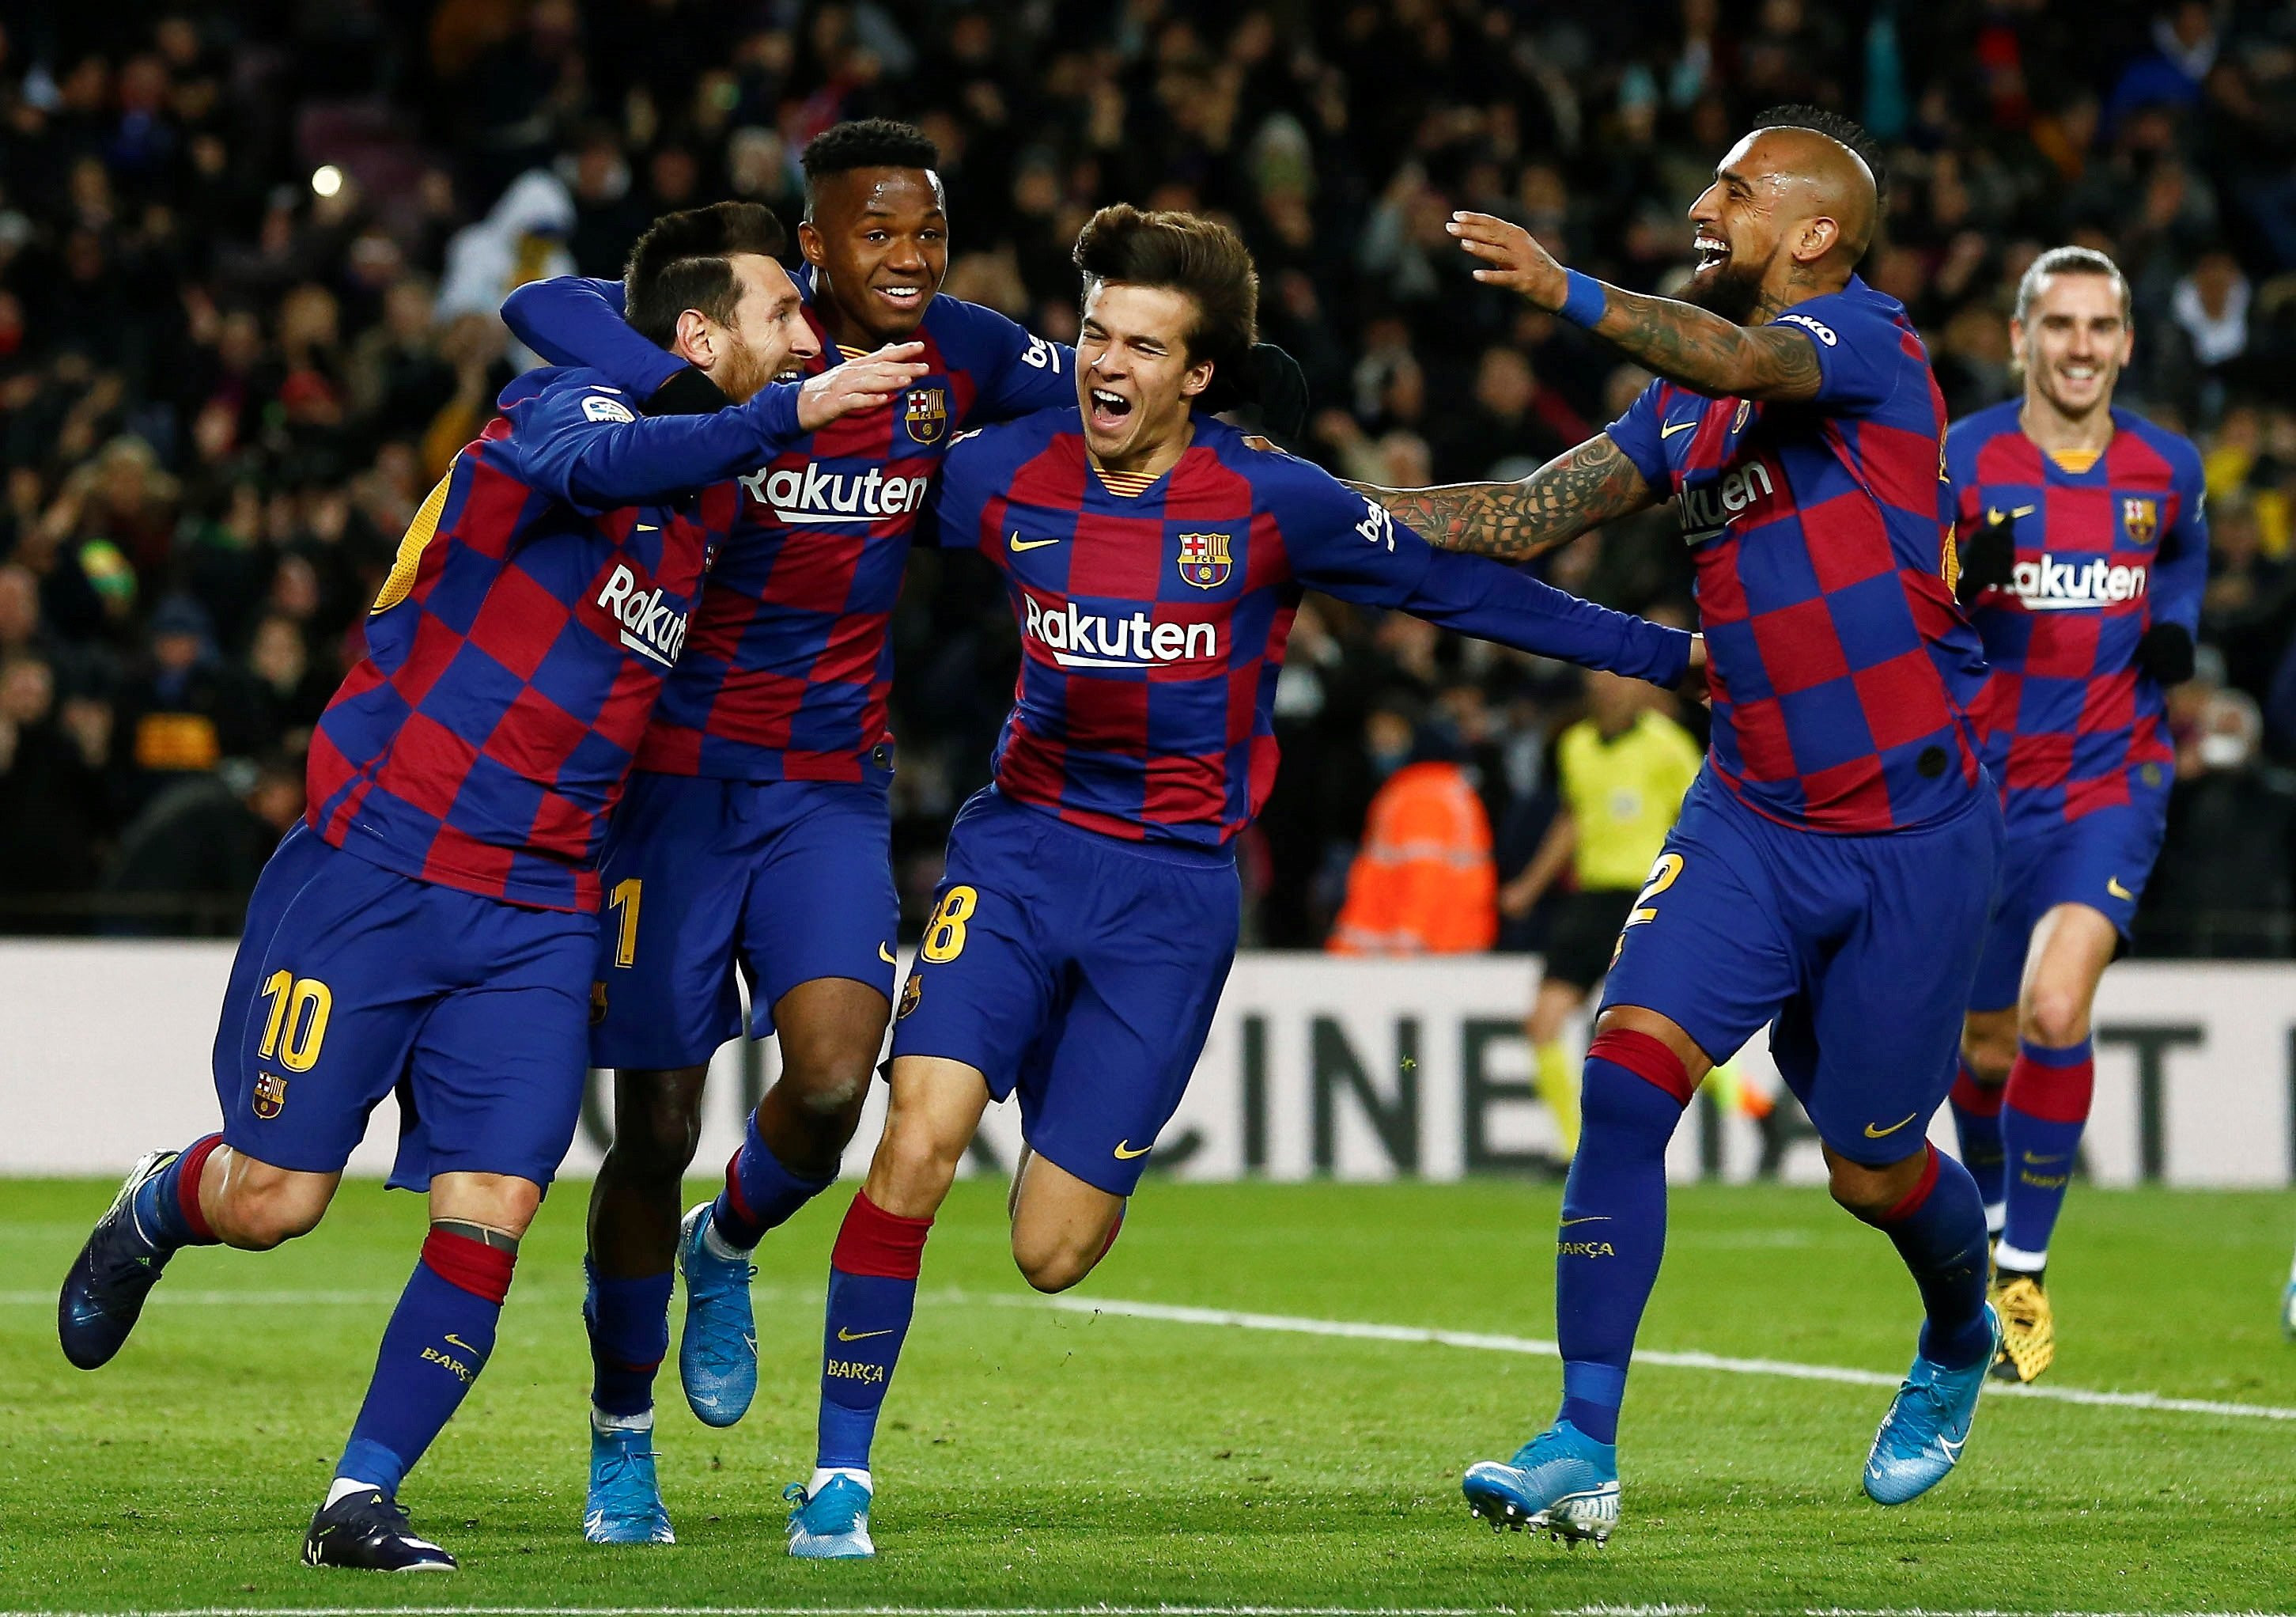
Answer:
[
  {"xmin": 1, "ymin": 1, "xmax": 2294, "ymax": 957},
  {"xmin": 1327, "ymin": 695, "xmax": 1498, "ymax": 956}
]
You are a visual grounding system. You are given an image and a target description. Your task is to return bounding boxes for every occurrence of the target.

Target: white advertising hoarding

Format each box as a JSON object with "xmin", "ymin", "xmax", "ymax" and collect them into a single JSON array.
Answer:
[{"xmin": 2, "ymin": 941, "xmax": 2287, "ymax": 1187}]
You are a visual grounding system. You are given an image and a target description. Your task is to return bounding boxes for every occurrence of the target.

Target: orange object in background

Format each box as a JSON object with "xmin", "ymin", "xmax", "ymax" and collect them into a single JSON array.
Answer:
[{"xmin": 1326, "ymin": 759, "xmax": 1496, "ymax": 955}]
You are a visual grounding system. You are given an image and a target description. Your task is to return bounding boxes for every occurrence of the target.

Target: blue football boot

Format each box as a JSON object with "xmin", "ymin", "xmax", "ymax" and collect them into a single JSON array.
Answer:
[
  {"xmin": 59, "ymin": 1150, "xmax": 180, "ymax": 1370},
  {"xmin": 785, "ymin": 1474, "xmax": 875, "ymax": 1559},
  {"xmin": 1863, "ymin": 1304, "xmax": 2001, "ymax": 1505},
  {"xmin": 1462, "ymin": 1419, "xmax": 1620, "ymax": 1545},
  {"xmin": 583, "ymin": 1420, "xmax": 674, "ymax": 1545},
  {"xmin": 675, "ymin": 1202, "xmax": 757, "ymax": 1427}
]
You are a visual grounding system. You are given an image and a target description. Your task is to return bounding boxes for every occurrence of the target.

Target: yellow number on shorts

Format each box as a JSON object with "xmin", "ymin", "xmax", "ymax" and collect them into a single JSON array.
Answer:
[
  {"xmin": 607, "ymin": 877, "xmax": 642, "ymax": 968},
  {"xmin": 921, "ymin": 884, "xmax": 978, "ymax": 963},
  {"xmin": 1625, "ymin": 853, "xmax": 1685, "ymax": 928},
  {"xmin": 257, "ymin": 970, "xmax": 333, "ymax": 1072}
]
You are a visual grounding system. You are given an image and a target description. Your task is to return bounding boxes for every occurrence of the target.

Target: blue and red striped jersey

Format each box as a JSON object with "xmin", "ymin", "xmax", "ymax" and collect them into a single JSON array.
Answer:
[
  {"xmin": 307, "ymin": 366, "xmax": 796, "ymax": 911},
  {"xmin": 501, "ymin": 269, "xmax": 1075, "ymax": 782},
  {"xmin": 918, "ymin": 408, "xmax": 1691, "ymax": 850},
  {"xmin": 1946, "ymin": 400, "xmax": 2206, "ymax": 835},
  {"xmin": 1607, "ymin": 275, "xmax": 1988, "ymax": 835}
]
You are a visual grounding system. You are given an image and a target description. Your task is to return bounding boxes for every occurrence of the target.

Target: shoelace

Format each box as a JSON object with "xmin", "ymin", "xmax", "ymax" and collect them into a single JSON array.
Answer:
[{"xmin": 596, "ymin": 1446, "xmax": 662, "ymax": 1486}]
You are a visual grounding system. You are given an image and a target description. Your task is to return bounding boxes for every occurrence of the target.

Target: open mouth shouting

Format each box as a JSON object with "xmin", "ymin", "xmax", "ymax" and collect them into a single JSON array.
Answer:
[
  {"xmin": 1088, "ymin": 386, "xmax": 1135, "ymax": 434},
  {"xmin": 1691, "ymin": 232, "xmax": 1731, "ymax": 277}
]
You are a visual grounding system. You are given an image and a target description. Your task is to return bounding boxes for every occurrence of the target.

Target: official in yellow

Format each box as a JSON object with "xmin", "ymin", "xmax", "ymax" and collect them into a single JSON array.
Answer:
[{"xmin": 1503, "ymin": 668, "xmax": 1700, "ymax": 1157}]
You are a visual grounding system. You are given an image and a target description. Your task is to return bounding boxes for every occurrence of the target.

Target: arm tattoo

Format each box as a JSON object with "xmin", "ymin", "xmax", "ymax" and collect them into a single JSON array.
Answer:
[
  {"xmin": 1345, "ymin": 434, "xmax": 1655, "ymax": 561},
  {"xmin": 1589, "ymin": 286, "xmax": 1825, "ymax": 403}
]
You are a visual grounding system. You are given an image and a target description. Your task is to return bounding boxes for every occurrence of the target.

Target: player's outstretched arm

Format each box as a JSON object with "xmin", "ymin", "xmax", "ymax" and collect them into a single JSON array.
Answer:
[
  {"xmin": 1346, "ymin": 432, "xmax": 1658, "ymax": 562},
  {"xmin": 501, "ymin": 275, "xmax": 694, "ymax": 403},
  {"xmin": 512, "ymin": 353, "xmax": 923, "ymax": 510},
  {"xmin": 1449, "ymin": 212, "xmax": 1825, "ymax": 403}
]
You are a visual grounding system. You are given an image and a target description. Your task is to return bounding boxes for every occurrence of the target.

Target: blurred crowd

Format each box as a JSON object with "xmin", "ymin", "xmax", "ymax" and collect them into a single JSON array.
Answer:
[{"xmin": 3, "ymin": 0, "xmax": 2296, "ymax": 954}]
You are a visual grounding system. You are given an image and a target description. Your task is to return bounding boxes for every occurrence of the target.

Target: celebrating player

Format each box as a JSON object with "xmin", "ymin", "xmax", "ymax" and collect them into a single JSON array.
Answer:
[
  {"xmin": 1943, "ymin": 247, "xmax": 2206, "ymax": 1383},
  {"xmin": 779, "ymin": 204, "xmax": 1698, "ymax": 1560},
  {"xmin": 55, "ymin": 206, "xmax": 924, "ymax": 1571},
  {"xmin": 499, "ymin": 121, "xmax": 1079, "ymax": 1544},
  {"xmin": 1355, "ymin": 107, "xmax": 2003, "ymax": 1539}
]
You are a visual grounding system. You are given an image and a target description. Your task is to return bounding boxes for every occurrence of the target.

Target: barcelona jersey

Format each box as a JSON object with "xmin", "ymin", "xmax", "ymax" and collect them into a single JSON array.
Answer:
[
  {"xmin": 1945, "ymin": 400, "xmax": 2207, "ymax": 838},
  {"xmin": 306, "ymin": 367, "xmax": 760, "ymax": 912},
  {"xmin": 501, "ymin": 268, "xmax": 1077, "ymax": 782},
  {"xmin": 1606, "ymin": 275, "xmax": 1989, "ymax": 835},
  {"xmin": 917, "ymin": 408, "xmax": 1690, "ymax": 850}
]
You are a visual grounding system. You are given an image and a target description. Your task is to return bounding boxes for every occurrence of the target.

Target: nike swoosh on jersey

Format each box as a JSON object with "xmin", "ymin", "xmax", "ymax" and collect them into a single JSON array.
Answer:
[
  {"xmin": 1009, "ymin": 530, "xmax": 1063, "ymax": 552},
  {"xmin": 1659, "ymin": 421, "xmax": 1697, "ymax": 439},
  {"xmin": 1863, "ymin": 1112, "xmax": 1920, "ymax": 1138},
  {"xmin": 2107, "ymin": 877, "xmax": 2135, "ymax": 900},
  {"xmin": 878, "ymin": 942, "xmax": 898, "ymax": 964},
  {"xmin": 1113, "ymin": 1140, "xmax": 1152, "ymax": 1160},
  {"xmin": 1984, "ymin": 505, "xmax": 2037, "ymax": 524},
  {"xmin": 837, "ymin": 1327, "xmax": 895, "ymax": 1342}
]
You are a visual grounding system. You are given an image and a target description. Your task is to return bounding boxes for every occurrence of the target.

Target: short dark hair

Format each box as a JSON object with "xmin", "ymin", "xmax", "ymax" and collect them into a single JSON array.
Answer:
[
  {"xmin": 1750, "ymin": 104, "xmax": 1888, "ymax": 216},
  {"xmin": 622, "ymin": 201, "xmax": 787, "ymax": 346},
  {"xmin": 1072, "ymin": 204, "xmax": 1259, "ymax": 408},
  {"xmin": 801, "ymin": 119, "xmax": 940, "ymax": 218}
]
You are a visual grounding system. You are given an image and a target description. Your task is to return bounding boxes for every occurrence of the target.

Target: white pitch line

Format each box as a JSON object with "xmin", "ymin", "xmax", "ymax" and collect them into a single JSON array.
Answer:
[
  {"xmin": 3, "ymin": 1608, "xmax": 2291, "ymax": 1617},
  {"xmin": 10, "ymin": 1285, "xmax": 2295, "ymax": 1425},
  {"xmin": 997, "ymin": 1293, "xmax": 2296, "ymax": 1423}
]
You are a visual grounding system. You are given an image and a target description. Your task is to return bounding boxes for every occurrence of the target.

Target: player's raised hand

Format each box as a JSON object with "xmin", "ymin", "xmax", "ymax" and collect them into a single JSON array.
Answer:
[
  {"xmin": 1448, "ymin": 212, "xmax": 1568, "ymax": 309},
  {"xmin": 796, "ymin": 342, "xmax": 929, "ymax": 430}
]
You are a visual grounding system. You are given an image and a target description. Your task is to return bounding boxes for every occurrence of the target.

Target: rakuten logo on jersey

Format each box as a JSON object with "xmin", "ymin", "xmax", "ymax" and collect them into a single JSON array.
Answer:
[
  {"xmin": 2007, "ymin": 554, "xmax": 2150, "ymax": 612},
  {"xmin": 737, "ymin": 464, "xmax": 930, "ymax": 526},
  {"xmin": 1678, "ymin": 458, "xmax": 1776, "ymax": 542},
  {"xmin": 596, "ymin": 564, "xmax": 689, "ymax": 667},
  {"xmin": 1023, "ymin": 594, "xmax": 1218, "ymax": 669}
]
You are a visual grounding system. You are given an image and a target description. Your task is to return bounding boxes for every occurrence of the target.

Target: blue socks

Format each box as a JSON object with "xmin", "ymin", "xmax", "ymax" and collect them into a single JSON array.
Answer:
[
  {"xmin": 338, "ymin": 1229, "xmax": 515, "ymax": 1497},
  {"xmin": 1553, "ymin": 1030, "xmax": 1692, "ymax": 1445},
  {"xmin": 711, "ymin": 1112, "xmax": 837, "ymax": 1252},
  {"xmin": 1998, "ymin": 1038, "xmax": 2094, "ymax": 1271},
  {"xmin": 1863, "ymin": 1143, "xmax": 1993, "ymax": 1369},
  {"xmin": 584, "ymin": 1258, "xmax": 673, "ymax": 1418},
  {"xmin": 815, "ymin": 1191, "xmax": 931, "ymax": 1471},
  {"xmin": 134, "ymin": 1134, "xmax": 223, "ymax": 1252},
  {"xmin": 1946, "ymin": 1060, "xmax": 2006, "ymax": 1227}
]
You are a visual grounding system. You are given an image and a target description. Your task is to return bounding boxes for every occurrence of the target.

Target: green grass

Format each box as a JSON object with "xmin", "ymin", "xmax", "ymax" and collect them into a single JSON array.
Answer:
[{"xmin": 2, "ymin": 1176, "xmax": 2293, "ymax": 1612}]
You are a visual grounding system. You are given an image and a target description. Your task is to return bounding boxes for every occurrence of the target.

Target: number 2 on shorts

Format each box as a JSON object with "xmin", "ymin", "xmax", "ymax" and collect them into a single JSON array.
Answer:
[
  {"xmin": 1626, "ymin": 853, "xmax": 1685, "ymax": 928},
  {"xmin": 921, "ymin": 884, "xmax": 978, "ymax": 963}
]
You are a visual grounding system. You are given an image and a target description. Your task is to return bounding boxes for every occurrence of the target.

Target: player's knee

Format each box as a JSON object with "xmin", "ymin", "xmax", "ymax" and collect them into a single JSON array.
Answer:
[
  {"xmin": 1011, "ymin": 1229, "xmax": 1097, "ymax": 1293},
  {"xmin": 608, "ymin": 1097, "xmax": 702, "ymax": 1180},
  {"xmin": 210, "ymin": 1176, "xmax": 330, "ymax": 1250},
  {"xmin": 1826, "ymin": 1152, "xmax": 1916, "ymax": 1221},
  {"xmin": 780, "ymin": 1054, "xmax": 874, "ymax": 1119},
  {"xmin": 2021, "ymin": 986, "xmax": 2089, "ymax": 1051},
  {"xmin": 870, "ymin": 1121, "xmax": 963, "ymax": 1213}
]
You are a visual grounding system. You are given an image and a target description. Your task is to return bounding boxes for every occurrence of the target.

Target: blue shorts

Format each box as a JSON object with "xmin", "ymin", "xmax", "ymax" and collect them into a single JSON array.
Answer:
[
  {"xmin": 213, "ymin": 824, "xmax": 594, "ymax": 1190},
  {"xmin": 891, "ymin": 788, "xmax": 1241, "ymax": 1196},
  {"xmin": 1600, "ymin": 773, "xmax": 2003, "ymax": 1165},
  {"xmin": 588, "ymin": 772, "xmax": 898, "ymax": 1070},
  {"xmin": 1966, "ymin": 802, "xmax": 2167, "ymax": 1013}
]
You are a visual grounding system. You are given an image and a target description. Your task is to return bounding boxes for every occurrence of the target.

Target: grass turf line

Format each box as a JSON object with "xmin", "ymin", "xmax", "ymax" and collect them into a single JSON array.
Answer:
[{"xmin": 2, "ymin": 1177, "xmax": 2292, "ymax": 1611}]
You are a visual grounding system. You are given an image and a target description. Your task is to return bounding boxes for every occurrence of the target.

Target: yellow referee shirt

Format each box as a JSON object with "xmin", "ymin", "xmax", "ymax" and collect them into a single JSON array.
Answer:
[{"xmin": 1556, "ymin": 710, "xmax": 1702, "ymax": 892}]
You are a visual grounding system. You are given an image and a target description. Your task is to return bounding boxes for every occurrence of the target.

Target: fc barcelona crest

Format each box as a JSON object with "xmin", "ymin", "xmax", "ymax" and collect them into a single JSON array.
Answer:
[
  {"xmin": 2121, "ymin": 497, "xmax": 2159, "ymax": 546},
  {"xmin": 252, "ymin": 1071, "xmax": 288, "ymax": 1119},
  {"xmin": 903, "ymin": 387, "xmax": 948, "ymax": 445},
  {"xmin": 1177, "ymin": 531, "xmax": 1232, "ymax": 589}
]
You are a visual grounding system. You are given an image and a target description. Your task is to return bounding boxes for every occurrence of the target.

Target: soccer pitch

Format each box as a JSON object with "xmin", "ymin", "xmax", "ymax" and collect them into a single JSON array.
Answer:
[{"xmin": 2, "ymin": 1176, "xmax": 2291, "ymax": 1615}]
